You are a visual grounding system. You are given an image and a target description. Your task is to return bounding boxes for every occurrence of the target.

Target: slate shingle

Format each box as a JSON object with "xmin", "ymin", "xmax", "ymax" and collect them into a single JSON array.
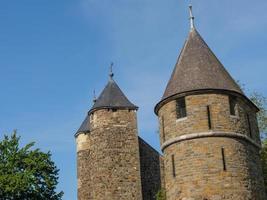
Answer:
[
  {"xmin": 90, "ymin": 78, "xmax": 138, "ymax": 112},
  {"xmin": 162, "ymin": 28, "xmax": 243, "ymax": 101}
]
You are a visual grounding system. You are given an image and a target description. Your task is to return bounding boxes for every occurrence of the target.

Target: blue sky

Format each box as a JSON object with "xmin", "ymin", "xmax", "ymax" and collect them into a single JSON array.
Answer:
[{"xmin": 0, "ymin": 0, "xmax": 266, "ymax": 199}]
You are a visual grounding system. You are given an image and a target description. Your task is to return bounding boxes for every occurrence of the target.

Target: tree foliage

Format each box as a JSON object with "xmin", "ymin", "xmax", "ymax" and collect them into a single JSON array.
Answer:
[
  {"xmin": 261, "ymin": 139, "xmax": 267, "ymax": 194},
  {"xmin": 0, "ymin": 132, "xmax": 63, "ymax": 200},
  {"xmin": 156, "ymin": 188, "xmax": 166, "ymax": 200},
  {"xmin": 250, "ymin": 92, "xmax": 267, "ymax": 138},
  {"xmin": 249, "ymin": 91, "xmax": 267, "ymax": 194}
]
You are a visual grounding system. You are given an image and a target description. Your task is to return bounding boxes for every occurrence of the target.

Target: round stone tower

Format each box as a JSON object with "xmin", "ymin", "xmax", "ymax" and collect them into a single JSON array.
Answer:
[
  {"xmin": 155, "ymin": 6, "xmax": 266, "ymax": 200},
  {"xmin": 75, "ymin": 71, "xmax": 142, "ymax": 200}
]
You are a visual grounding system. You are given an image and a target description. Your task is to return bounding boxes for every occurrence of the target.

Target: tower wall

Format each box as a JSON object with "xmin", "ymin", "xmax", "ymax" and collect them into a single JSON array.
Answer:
[
  {"xmin": 158, "ymin": 93, "xmax": 266, "ymax": 200},
  {"xmin": 138, "ymin": 137, "xmax": 164, "ymax": 200},
  {"xmin": 76, "ymin": 109, "xmax": 143, "ymax": 200}
]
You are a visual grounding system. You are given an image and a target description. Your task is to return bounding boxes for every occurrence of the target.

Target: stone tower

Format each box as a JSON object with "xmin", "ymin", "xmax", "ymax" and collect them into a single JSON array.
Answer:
[
  {"xmin": 75, "ymin": 71, "xmax": 142, "ymax": 200},
  {"xmin": 155, "ymin": 6, "xmax": 266, "ymax": 200}
]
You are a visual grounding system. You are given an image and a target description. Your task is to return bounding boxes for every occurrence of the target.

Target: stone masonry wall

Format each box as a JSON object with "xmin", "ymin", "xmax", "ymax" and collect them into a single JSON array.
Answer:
[
  {"xmin": 76, "ymin": 134, "xmax": 92, "ymax": 199},
  {"xmin": 164, "ymin": 137, "xmax": 264, "ymax": 200},
  {"xmin": 76, "ymin": 109, "xmax": 143, "ymax": 200},
  {"xmin": 158, "ymin": 93, "xmax": 266, "ymax": 200},
  {"xmin": 139, "ymin": 137, "xmax": 163, "ymax": 200},
  {"xmin": 159, "ymin": 93, "xmax": 260, "ymax": 145}
]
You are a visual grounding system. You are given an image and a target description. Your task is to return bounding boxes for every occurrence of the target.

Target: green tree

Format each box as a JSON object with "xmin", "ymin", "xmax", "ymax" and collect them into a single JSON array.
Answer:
[
  {"xmin": 0, "ymin": 131, "xmax": 63, "ymax": 200},
  {"xmin": 261, "ymin": 139, "xmax": 267, "ymax": 194},
  {"xmin": 156, "ymin": 188, "xmax": 166, "ymax": 200},
  {"xmin": 250, "ymin": 92, "xmax": 267, "ymax": 138},
  {"xmin": 249, "ymin": 91, "xmax": 267, "ymax": 194},
  {"xmin": 237, "ymin": 80, "xmax": 267, "ymax": 138}
]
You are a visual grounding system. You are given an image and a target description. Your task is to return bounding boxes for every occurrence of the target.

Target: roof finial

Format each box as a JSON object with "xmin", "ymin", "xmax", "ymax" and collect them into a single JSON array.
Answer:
[
  {"xmin": 109, "ymin": 62, "xmax": 114, "ymax": 80},
  {"xmin": 189, "ymin": 4, "xmax": 195, "ymax": 30},
  {"xmin": 93, "ymin": 89, "xmax": 97, "ymax": 103}
]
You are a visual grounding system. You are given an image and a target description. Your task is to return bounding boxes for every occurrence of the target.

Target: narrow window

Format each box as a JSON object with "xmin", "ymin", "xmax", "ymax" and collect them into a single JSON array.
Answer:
[
  {"xmin": 247, "ymin": 114, "xmax": 253, "ymax": 138},
  {"xmin": 207, "ymin": 106, "xmax": 212, "ymax": 129},
  {"xmin": 229, "ymin": 96, "xmax": 237, "ymax": 116},
  {"xmin": 161, "ymin": 116, "xmax": 166, "ymax": 142},
  {"xmin": 171, "ymin": 155, "xmax": 176, "ymax": 177},
  {"xmin": 221, "ymin": 148, "xmax": 226, "ymax": 171},
  {"xmin": 112, "ymin": 108, "xmax": 117, "ymax": 112},
  {"xmin": 176, "ymin": 97, "xmax": 186, "ymax": 119}
]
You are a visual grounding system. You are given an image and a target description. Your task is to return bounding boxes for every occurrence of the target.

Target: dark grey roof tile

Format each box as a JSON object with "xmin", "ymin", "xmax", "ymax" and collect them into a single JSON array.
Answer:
[
  {"xmin": 90, "ymin": 78, "xmax": 138, "ymax": 113},
  {"xmin": 76, "ymin": 115, "xmax": 90, "ymax": 136},
  {"xmin": 162, "ymin": 29, "xmax": 243, "ymax": 101}
]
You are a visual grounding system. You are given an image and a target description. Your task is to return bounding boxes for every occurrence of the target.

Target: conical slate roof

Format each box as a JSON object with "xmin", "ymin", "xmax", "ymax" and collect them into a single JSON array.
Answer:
[
  {"xmin": 76, "ymin": 115, "xmax": 90, "ymax": 136},
  {"xmin": 162, "ymin": 28, "xmax": 243, "ymax": 101},
  {"xmin": 89, "ymin": 78, "xmax": 138, "ymax": 113},
  {"xmin": 76, "ymin": 77, "xmax": 137, "ymax": 136}
]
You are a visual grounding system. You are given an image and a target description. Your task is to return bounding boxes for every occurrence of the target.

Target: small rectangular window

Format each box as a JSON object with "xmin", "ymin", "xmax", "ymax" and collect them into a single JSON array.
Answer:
[
  {"xmin": 171, "ymin": 155, "xmax": 176, "ymax": 177},
  {"xmin": 221, "ymin": 148, "xmax": 226, "ymax": 171},
  {"xmin": 229, "ymin": 96, "xmax": 237, "ymax": 116},
  {"xmin": 176, "ymin": 97, "xmax": 186, "ymax": 119},
  {"xmin": 247, "ymin": 114, "xmax": 253, "ymax": 138},
  {"xmin": 207, "ymin": 106, "xmax": 212, "ymax": 130},
  {"xmin": 161, "ymin": 116, "xmax": 166, "ymax": 142}
]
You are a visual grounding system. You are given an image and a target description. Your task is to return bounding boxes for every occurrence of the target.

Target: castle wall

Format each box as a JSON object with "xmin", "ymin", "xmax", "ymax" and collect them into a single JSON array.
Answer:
[
  {"xmin": 138, "ymin": 137, "xmax": 164, "ymax": 200},
  {"xmin": 159, "ymin": 94, "xmax": 260, "ymax": 144},
  {"xmin": 76, "ymin": 109, "xmax": 143, "ymax": 200},
  {"xmin": 158, "ymin": 93, "xmax": 266, "ymax": 200},
  {"xmin": 76, "ymin": 134, "xmax": 92, "ymax": 199},
  {"xmin": 164, "ymin": 137, "xmax": 264, "ymax": 200}
]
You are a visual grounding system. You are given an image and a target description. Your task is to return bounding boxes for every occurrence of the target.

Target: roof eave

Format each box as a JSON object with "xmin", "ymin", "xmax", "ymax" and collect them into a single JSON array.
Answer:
[
  {"xmin": 74, "ymin": 130, "xmax": 90, "ymax": 138},
  {"xmin": 88, "ymin": 105, "xmax": 138, "ymax": 115},
  {"xmin": 154, "ymin": 89, "xmax": 259, "ymax": 115}
]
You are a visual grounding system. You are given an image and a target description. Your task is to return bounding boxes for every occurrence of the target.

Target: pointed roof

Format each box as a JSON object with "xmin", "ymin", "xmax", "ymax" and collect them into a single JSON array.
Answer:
[
  {"xmin": 75, "ymin": 68, "xmax": 138, "ymax": 136},
  {"xmin": 75, "ymin": 115, "xmax": 90, "ymax": 136},
  {"xmin": 161, "ymin": 28, "xmax": 243, "ymax": 101},
  {"xmin": 89, "ymin": 78, "xmax": 138, "ymax": 114},
  {"xmin": 153, "ymin": 5, "xmax": 258, "ymax": 115}
]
